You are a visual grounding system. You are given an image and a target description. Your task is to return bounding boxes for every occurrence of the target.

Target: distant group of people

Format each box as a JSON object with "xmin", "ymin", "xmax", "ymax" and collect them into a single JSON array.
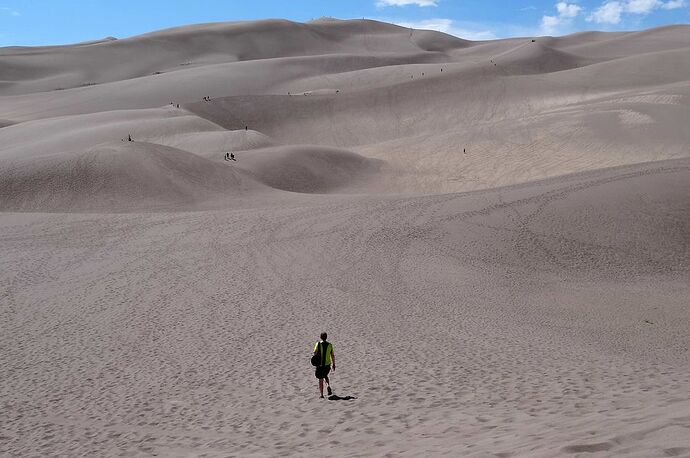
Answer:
[
  {"xmin": 170, "ymin": 102, "xmax": 180, "ymax": 108},
  {"xmin": 203, "ymin": 96, "xmax": 211, "ymax": 101},
  {"xmin": 224, "ymin": 152, "xmax": 235, "ymax": 161}
]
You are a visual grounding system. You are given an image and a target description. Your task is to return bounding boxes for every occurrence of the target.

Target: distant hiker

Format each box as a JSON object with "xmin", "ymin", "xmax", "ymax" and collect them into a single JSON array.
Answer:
[
  {"xmin": 312, "ymin": 332, "xmax": 336, "ymax": 398},
  {"xmin": 176, "ymin": 104, "xmax": 179, "ymax": 108},
  {"xmin": 463, "ymin": 148, "xmax": 466, "ymax": 154},
  {"xmin": 245, "ymin": 126, "xmax": 248, "ymax": 131},
  {"xmin": 224, "ymin": 152, "xmax": 229, "ymax": 161},
  {"xmin": 128, "ymin": 134, "xmax": 132, "ymax": 142},
  {"xmin": 230, "ymin": 153, "xmax": 235, "ymax": 161}
]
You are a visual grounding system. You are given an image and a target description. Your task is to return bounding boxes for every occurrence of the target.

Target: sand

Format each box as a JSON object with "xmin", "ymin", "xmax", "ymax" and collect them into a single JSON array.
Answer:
[{"xmin": 1, "ymin": 19, "xmax": 689, "ymax": 457}]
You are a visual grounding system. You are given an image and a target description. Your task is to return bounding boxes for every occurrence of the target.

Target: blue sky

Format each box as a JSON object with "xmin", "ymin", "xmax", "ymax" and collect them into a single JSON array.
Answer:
[{"xmin": 1, "ymin": 0, "xmax": 688, "ymax": 46}]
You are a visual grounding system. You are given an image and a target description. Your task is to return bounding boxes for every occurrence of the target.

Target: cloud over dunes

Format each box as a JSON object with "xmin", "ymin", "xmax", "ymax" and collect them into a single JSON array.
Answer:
[
  {"xmin": 392, "ymin": 18, "xmax": 497, "ymax": 40},
  {"xmin": 588, "ymin": 0, "xmax": 686, "ymax": 24},
  {"xmin": 542, "ymin": 2, "xmax": 583, "ymax": 35},
  {"xmin": 376, "ymin": 0, "xmax": 438, "ymax": 7}
]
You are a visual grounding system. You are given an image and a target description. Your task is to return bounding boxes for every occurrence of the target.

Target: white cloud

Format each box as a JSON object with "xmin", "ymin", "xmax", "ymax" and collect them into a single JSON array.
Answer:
[
  {"xmin": 626, "ymin": 0, "xmax": 660, "ymax": 13},
  {"xmin": 588, "ymin": 0, "xmax": 686, "ymax": 23},
  {"xmin": 376, "ymin": 0, "xmax": 438, "ymax": 7},
  {"xmin": 588, "ymin": 1, "xmax": 624, "ymax": 23},
  {"xmin": 393, "ymin": 18, "xmax": 497, "ymax": 40},
  {"xmin": 541, "ymin": 2, "xmax": 583, "ymax": 34},
  {"xmin": 662, "ymin": 0, "xmax": 686, "ymax": 8},
  {"xmin": 556, "ymin": 1, "xmax": 583, "ymax": 17},
  {"xmin": 0, "ymin": 6, "xmax": 20, "ymax": 16}
]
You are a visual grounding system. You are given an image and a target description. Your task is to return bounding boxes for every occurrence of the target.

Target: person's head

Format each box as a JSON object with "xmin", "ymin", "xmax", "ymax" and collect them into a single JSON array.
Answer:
[{"xmin": 320, "ymin": 332, "xmax": 327, "ymax": 341}]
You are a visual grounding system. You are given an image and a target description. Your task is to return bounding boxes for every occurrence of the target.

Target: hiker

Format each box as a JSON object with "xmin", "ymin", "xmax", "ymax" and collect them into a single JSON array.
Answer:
[
  {"xmin": 224, "ymin": 152, "xmax": 228, "ymax": 161},
  {"xmin": 245, "ymin": 126, "xmax": 248, "ymax": 131},
  {"xmin": 230, "ymin": 153, "xmax": 235, "ymax": 161},
  {"xmin": 313, "ymin": 332, "xmax": 336, "ymax": 399},
  {"xmin": 128, "ymin": 134, "xmax": 132, "ymax": 142}
]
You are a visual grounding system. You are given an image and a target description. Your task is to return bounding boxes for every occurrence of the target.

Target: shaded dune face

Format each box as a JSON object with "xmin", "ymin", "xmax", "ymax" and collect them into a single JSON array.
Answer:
[{"xmin": 234, "ymin": 145, "xmax": 384, "ymax": 193}]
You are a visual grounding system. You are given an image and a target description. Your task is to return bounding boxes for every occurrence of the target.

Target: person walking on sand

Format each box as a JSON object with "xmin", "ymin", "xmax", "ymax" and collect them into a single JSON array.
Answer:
[
  {"xmin": 313, "ymin": 332, "xmax": 336, "ymax": 398},
  {"xmin": 230, "ymin": 153, "xmax": 235, "ymax": 161}
]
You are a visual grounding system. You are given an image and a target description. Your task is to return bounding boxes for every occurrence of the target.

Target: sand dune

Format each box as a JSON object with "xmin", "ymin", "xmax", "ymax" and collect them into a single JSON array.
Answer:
[
  {"xmin": 0, "ymin": 107, "xmax": 222, "ymax": 160},
  {"xmin": 0, "ymin": 19, "xmax": 463, "ymax": 96},
  {"xmin": 158, "ymin": 130, "xmax": 275, "ymax": 159},
  {"xmin": 1, "ymin": 18, "xmax": 689, "ymax": 457},
  {"xmin": 491, "ymin": 42, "xmax": 593, "ymax": 74},
  {"xmin": 554, "ymin": 24, "xmax": 690, "ymax": 58},
  {"xmin": 234, "ymin": 145, "xmax": 384, "ymax": 193},
  {"xmin": 0, "ymin": 142, "xmax": 266, "ymax": 211}
]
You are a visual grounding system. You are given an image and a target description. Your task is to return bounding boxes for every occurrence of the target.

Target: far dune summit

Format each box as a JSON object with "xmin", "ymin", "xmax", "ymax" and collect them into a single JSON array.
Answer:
[{"xmin": 1, "ymin": 19, "xmax": 689, "ymax": 457}]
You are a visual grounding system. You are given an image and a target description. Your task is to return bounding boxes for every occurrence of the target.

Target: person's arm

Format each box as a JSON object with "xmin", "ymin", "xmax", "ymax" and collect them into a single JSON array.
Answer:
[{"xmin": 331, "ymin": 350, "xmax": 336, "ymax": 371}]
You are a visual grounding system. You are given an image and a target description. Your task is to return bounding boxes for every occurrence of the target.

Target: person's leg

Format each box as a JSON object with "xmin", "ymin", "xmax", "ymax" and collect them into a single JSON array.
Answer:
[
  {"xmin": 318, "ymin": 378, "xmax": 324, "ymax": 397},
  {"xmin": 325, "ymin": 375, "xmax": 332, "ymax": 395}
]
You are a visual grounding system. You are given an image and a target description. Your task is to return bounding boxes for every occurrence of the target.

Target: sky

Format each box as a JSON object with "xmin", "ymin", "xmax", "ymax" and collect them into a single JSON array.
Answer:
[{"xmin": 0, "ymin": 0, "xmax": 689, "ymax": 46}]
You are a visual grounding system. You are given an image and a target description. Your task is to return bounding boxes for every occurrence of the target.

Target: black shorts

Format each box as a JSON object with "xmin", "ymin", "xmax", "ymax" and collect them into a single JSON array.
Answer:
[{"xmin": 315, "ymin": 365, "xmax": 331, "ymax": 379}]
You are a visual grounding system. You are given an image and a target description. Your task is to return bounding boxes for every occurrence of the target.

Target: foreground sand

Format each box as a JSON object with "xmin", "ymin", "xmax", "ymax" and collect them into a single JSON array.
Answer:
[{"xmin": 1, "ymin": 19, "xmax": 689, "ymax": 457}]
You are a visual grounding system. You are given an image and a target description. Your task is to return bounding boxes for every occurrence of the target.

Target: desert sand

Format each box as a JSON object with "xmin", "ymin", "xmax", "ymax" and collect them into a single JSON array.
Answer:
[{"xmin": 1, "ymin": 19, "xmax": 689, "ymax": 457}]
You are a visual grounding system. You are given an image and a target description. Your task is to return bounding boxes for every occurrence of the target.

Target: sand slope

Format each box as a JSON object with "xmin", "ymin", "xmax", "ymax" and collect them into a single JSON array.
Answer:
[
  {"xmin": 234, "ymin": 145, "xmax": 384, "ymax": 193},
  {"xmin": 1, "ymin": 18, "xmax": 689, "ymax": 458},
  {"xmin": 0, "ymin": 142, "xmax": 266, "ymax": 211},
  {"xmin": 1, "ymin": 159, "xmax": 688, "ymax": 457}
]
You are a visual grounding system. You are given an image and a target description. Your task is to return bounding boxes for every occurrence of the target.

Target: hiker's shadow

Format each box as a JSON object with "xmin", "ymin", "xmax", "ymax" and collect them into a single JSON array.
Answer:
[{"xmin": 328, "ymin": 394, "xmax": 356, "ymax": 401}]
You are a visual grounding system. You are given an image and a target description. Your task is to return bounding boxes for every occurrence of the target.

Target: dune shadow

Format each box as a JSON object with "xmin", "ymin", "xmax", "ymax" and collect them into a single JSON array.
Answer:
[{"xmin": 328, "ymin": 394, "xmax": 356, "ymax": 401}]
